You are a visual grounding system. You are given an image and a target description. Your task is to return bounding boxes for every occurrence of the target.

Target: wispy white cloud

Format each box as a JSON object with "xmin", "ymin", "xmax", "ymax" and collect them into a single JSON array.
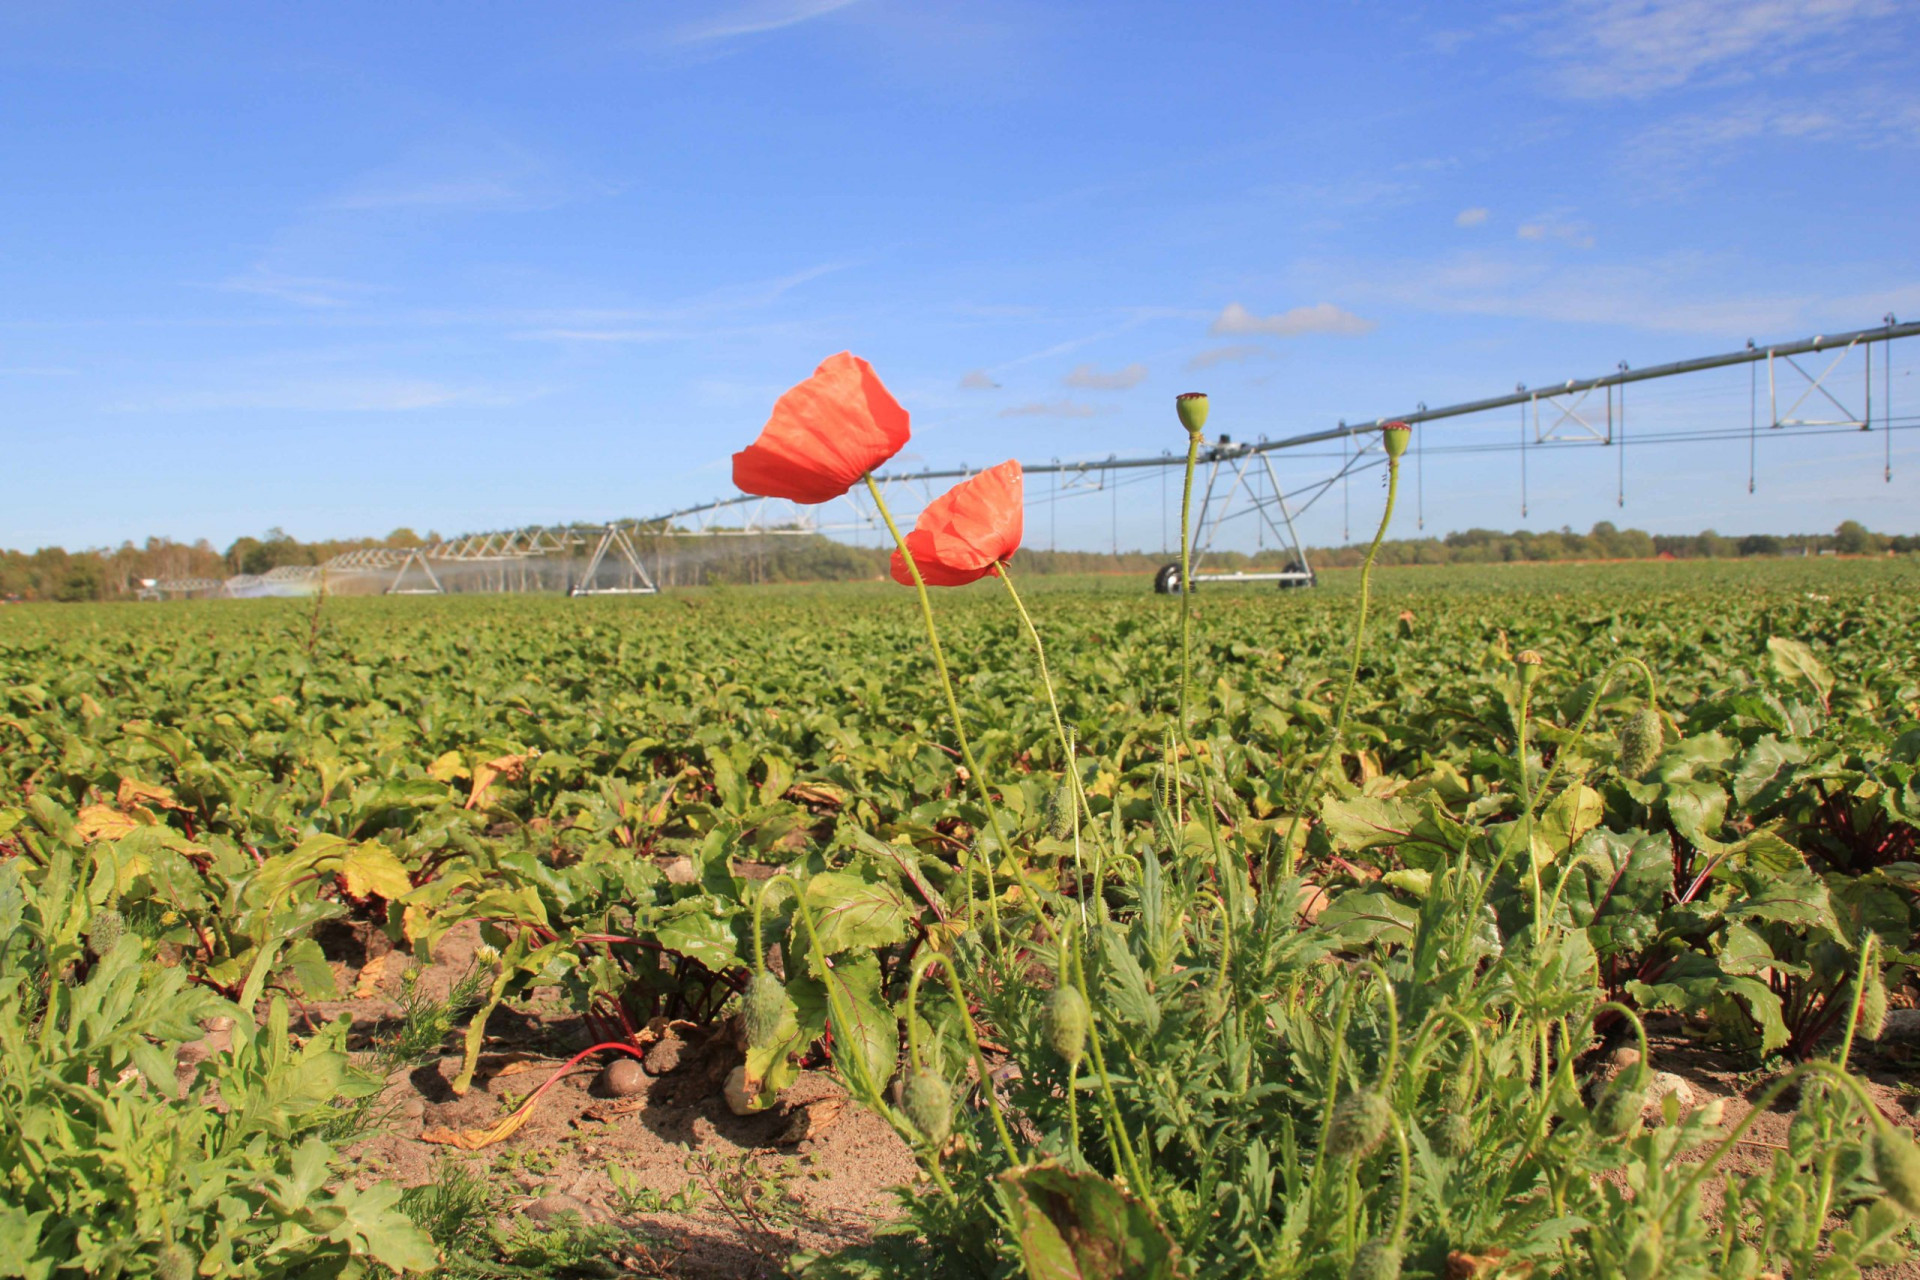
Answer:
[
  {"xmin": 213, "ymin": 269, "xmax": 375, "ymax": 309},
  {"xmin": 958, "ymin": 369, "xmax": 1000, "ymax": 390},
  {"xmin": 1624, "ymin": 92, "xmax": 1920, "ymax": 194},
  {"xmin": 1516, "ymin": 214, "xmax": 1596, "ymax": 249},
  {"xmin": 1185, "ymin": 345, "xmax": 1270, "ymax": 371},
  {"xmin": 1210, "ymin": 301, "xmax": 1375, "ymax": 338},
  {"xmin": 677, "ymin": 0, "xmax": 862, "ymax": 44},
  {"xmin": 118, "ymin": 378, "xmax": 533, "ymax": 414},
  {"xmin": 1062, "ymin": 361, "xmax": 1147, "ymax": 390},
  {"xmin": 999, "ymin": 400, "xmax": 1103, "ymax": 419},
  {"xmin": 1337, "ymin": 249, "xmax": 1813, "ymax": 335},
  {"xmin": 1534, "ymin": 0, "xmax": 1896, "ymax": 100},
  {"xmin": 1455, "ymin": 207, "xmax": 1490, "ymax": 227},
  {"xmin": 512, "ymin": 261, "xmax": 850, "ymax": 341}
]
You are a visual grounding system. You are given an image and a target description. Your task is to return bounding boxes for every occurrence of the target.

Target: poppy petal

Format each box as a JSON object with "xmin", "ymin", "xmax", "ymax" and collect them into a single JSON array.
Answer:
[
  {"xmin": 888, "ymin": 460, "xmax": 1023, "ymax": 588},
  {"xmin": 732, "ymin": 353, "xmax": 910, "ymax": 504}
]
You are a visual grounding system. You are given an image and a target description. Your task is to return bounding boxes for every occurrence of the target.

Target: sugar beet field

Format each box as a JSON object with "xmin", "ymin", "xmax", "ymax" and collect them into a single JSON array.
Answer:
[{"xmin": 4, "ymin": 556, "xmax": 1920, "ymax": 1279}]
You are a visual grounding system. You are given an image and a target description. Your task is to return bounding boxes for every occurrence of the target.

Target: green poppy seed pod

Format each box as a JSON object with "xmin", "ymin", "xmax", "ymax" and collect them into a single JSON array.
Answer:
[
  {"xmin": 1381, "ymin": 421, "xmax": 1411, "ymax": 460},
  {"xmin": 1347, "ymin": 1238, "xmax": 1402, "ymax": 1280},
  {"xmin": 155, "ymin": 1243, "xmax": 195, "ymax": 1280},
  {"xmin": 1176, "ymin": 392, "xmax": 1209, "ymax": 437},
  {"xmin": 1872, "ymin": 1128, "xmax": 1920, "ymax": 1217},
  {"xmin": 743, "ymin": 972, "xmax": 790, "ymax": 1051},
  {"xmin": 84, "ymin": 907, "xmax": 125, "ymax": 957},
  {"xmin": 1432, "ymin": 1111, "xmax": 1473, "ymax": 1159},
  {"xmin": 1617, "ymin": 706, "xmax": 1664, "ymax": 778},
  {"xmin": 1592, "ymin": 1078, "xmax": 1647, "ymax": 1139},
  {"xmin": 903, "ymin": 1069, "xmax": 952, "ymax": 1145},
  {"xmin": 1044, "ymin": 983, "xmax": 1089, "ymax": 1066},
  {"xmin": 1514, "ymin": 649, "xmax": 1544, "ymax": 694},
  {"xmin": 1623, "ymin": 1223, "xmax": 1662, "ymax": 1280},
  {"xmin": 1325, "ymin": 1088, "xmax": 1391, "ymax": 1160}
]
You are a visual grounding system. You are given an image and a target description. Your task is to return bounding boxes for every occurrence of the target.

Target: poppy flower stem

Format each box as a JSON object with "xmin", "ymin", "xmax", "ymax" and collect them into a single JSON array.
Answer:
[
  {"xmin": 997, "ymin": 563, "xmax": 1100, "ymax": 911},
  {"xmin": 1280, "ymin": 448, "xmax": 1401, "ymax": 880},
  {"xmin": 863, "ymin": 473, "xmax": 1012, "ymax": 953}
]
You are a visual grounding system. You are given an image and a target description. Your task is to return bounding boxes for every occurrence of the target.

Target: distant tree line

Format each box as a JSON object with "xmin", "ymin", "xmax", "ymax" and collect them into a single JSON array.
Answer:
[{"xmin": 2, "ymin": 520, "xmax": 1912, "ymax": 602}]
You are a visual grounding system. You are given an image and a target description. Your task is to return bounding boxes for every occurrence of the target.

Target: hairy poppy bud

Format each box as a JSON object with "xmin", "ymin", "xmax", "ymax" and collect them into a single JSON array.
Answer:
[
  {"xmin": 1326, "ymin": 1088, "xmax": 1391, "ymax": 1159},
  {"xmin": 85, "ymin": 907, "xmax": 125, "ymax": 957},
  {"xmin": 1045, "ymin": 984, "xmax": 1089, "ymax": 1066},
  {"xmin": 743, "ymin": 972, "xmax": 790, "ymax": 1051},
  {"xmin": 1592, "ymin": 1077, "xmax": 1646, "ymax": 1139},
  {"xmin": 1347, "ymin": 1238, "xmax": 1402, "ymax": 1280},
  {"xmin": 1176, "ymin": 392, "xmax": 1209, "ymax": 437},
  {"xmin": 1617, "ymin": 706, "xmax": 1663, "ymax": 778},
  {"xmin": 1873, "ymin": 1128, "xmax": 1920, "ymax": 1216},
  {"xmin": 1432, "ymin": 1112, "xmax": 1472, "ymax": 1159},
  {"xmin": 1623, "ymin": 1223, "xmax": 1662, "ymax": 1280},
  {"xmin": 1381, "ymin": 421, "xmax": 1411, "ymax": 460},
  {"xmin": 1045, "ymin": 775, "xmax": 1076, "ymax": 840},
  {"xmin": 1857, "ymin": 975, "xmax": 1889, "ymax": 1042},
  {"xmin": 155, "ymin": 1244, "xmax": 195, "ymax": 1280},
  {"xmin": 904, "ymin": 1069, "xmax": 952, "ymax": 1145}
]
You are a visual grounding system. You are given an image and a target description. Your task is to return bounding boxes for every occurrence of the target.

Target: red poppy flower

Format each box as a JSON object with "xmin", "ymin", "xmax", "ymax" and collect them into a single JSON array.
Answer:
[
  {"xmin": 890, "ymin": 460, "xmax": 1024, "ymax": 587},
  {"xmin": 732, "ymin": 352, "xmax": 911, "ymax": 504}
]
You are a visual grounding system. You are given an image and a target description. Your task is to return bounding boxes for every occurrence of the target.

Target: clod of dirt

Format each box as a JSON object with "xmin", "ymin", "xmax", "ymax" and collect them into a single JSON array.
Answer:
[
  {"xmin": 643, "ymin": 1032, "xmax": 686, "ymax": 1076},
  {"xmin": 1606, "ymin": 1045, "xmax": 1641, "ymax": 1070},
  {"xmin": 524, "ymin": 1192, "xmax": 594, "ymax": 1223},
  {"xmin": 603, "ymin": 1059, "xmax": 647, "ymax": 1097},
  {"xmin": 774, "ymin": 1095, "xmax": 847, "ymax": 1146}
]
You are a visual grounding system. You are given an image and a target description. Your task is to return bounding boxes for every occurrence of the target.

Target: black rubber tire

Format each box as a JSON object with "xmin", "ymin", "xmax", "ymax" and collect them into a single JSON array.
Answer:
[
  {"xmin": 1277, "ymin": 561, "xmax": 1316, "ymax": 590},
  {"xmin": 1153, "ymin": 562, "xmax": 1182, "ymax": 595}
]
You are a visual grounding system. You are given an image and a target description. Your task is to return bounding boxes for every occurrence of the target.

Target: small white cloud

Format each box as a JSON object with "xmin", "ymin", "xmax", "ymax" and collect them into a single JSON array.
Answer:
[
  {"xmin": 958, "ymin": 369, "xmax": 1000, "ymax": 390},
  {"xmin": 1455, "ymin": 207, "xmax": 1490, "ymax": 227},
  {"xmin": 1185, "ymin": 345, "xmax": 1270, "ymax": 371},
  {"xmin": 1062, "ymin": 362, "xmax": 1147, "ymax": 390},
  {"xmin": 1516, "ymin": 216, "xmax": 1597, "ymax": 249},
  {"xmin": 1210, "ymin": 302, "xmax": 1375, "ymax": 338},
  {"xmin": 999, "ymin": 400, "xmax": 1101, "ymax": 419},
  {"xmin": 215, "ymin": 270, "xmax": 371, "ymax": 308}
]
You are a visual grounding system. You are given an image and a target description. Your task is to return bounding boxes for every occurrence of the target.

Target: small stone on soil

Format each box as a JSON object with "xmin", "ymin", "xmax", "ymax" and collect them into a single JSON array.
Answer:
[
  {"xmin": 603, "ymin": 1059, "xmax": 647, "ymax": 1096},
  {"xmin": 1643, "ymin": 1071, "xmax": 1695, "ymax": 1119},
  {"xmin": 524, "ymin": 1192, "xmax": 593, "ymax": 1223}
]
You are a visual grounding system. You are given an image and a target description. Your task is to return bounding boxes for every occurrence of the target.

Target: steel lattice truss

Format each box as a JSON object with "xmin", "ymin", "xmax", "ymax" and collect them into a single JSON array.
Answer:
[{"xmin": 143, "ymin": 320, "xmax": 1917, "ymax": 600}]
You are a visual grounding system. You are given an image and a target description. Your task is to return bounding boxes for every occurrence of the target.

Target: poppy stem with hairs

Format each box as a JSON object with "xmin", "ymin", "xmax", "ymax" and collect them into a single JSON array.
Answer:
[
  {"xmin": 863, "ymin": 473, "xmax": 1011, "ymax": 953},
  {"xmin": 1280, "ymin": 443, "xmax": 1401, "ymax": 880}
]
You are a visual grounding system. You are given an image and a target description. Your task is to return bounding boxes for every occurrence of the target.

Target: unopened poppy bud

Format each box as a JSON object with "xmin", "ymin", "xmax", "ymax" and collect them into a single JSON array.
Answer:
[
  {"xmin": 1044, "ymin": 984, "xmax": 1089, "ymax": 1066},
  {"xmin": 1617, "ymin": 706, "xmax": 1663, "ymax": 778},
  {"xmin": 1432, "ymin": 1112, "xmax": 1472, "ymax": 1159},
  {"xmin": 1325, "ymin": 1088, "xmax": 1390, "ymax": 1159},
  {"xmin": 1176, "ymin": 392, "xmax": 1209, "ymax": 437},
  {"xmin": 1873, "ymin": 1128, "xmax": 1920, "ymax": 1216},
  {"xmin": 1382, "ymin": 421, "xmax": 1411, "ymax": 460},
  {"xmin": 903, "ymin": 1069, "xmax": 952, "ymax": 1145},
  {"xmin": 1859, "ymin": 975, "xmax": 1889, "ymax": 1041},
  {"xmin": 156, "ymin": 1244, "xmax": 196, "ymax": 1280},
  {"xmin": 1592, "ymin": 1077, "xmax": 1646, "ymax": 1138},
  {"xmin": 743, "ymin": 971, "xmax": 790, "ymax": 1050},
  {"xmin": 1347, "ymin": 1238, "xmax": 1402, "ymax": 1280},
  {"xmin": 85, "ymin": 907, "xmax": 125, "ymax": 956}
]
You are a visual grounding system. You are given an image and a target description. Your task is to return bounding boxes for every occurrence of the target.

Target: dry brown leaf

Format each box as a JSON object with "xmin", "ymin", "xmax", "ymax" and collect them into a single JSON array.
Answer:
[
  {"xmin": 75, "ymin": 805, "xmax": 142, "ymax": 842},
  {"xmin": 466, "ymin": 754, "xmax": 529, "ymax": 810},
  {"xmin": 352, "ymin": 953, "xmax": 391, "ymax": 999},
  {"xmin": 116, "ymin": 778, "xmax": 185, "ymax": 812}
]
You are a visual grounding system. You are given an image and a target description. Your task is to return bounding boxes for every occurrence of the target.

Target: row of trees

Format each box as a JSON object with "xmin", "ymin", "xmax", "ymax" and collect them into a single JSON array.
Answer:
[{"xmin": 3, "ymin": 521, "xmax": 1912, "ymax": 602}]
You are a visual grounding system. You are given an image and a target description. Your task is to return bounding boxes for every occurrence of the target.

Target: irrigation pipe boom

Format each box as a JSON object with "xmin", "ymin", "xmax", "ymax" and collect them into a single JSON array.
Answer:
[{"xmin": 142, "ymin": 320, "xmax": 1920, "ymax": 599}]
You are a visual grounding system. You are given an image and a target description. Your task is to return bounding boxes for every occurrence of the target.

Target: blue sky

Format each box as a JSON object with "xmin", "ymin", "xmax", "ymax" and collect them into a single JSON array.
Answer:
[{"xmin": 4, "ymin": 0, "xmax": 1917, "ymax": 554}]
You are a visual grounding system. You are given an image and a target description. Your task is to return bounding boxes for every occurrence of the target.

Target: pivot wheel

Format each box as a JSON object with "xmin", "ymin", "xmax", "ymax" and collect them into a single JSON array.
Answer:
[
  {"xmin": 1277, "ymin": 561, "xmax": 1316, "ymax": 590},
  {"xmin": 1153, "ymin": 562, "xmax": 1183, "ymax": 594}
]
